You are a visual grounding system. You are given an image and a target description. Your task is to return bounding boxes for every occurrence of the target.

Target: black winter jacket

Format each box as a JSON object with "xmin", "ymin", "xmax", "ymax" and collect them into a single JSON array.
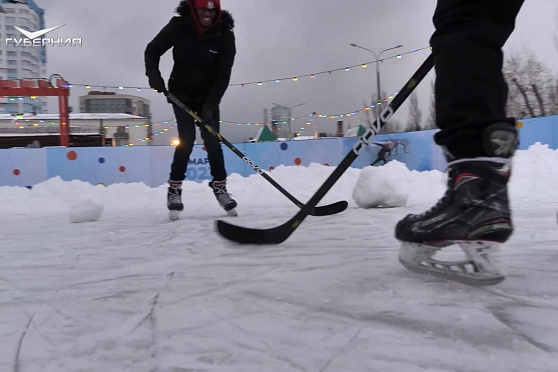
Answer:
[{"xmin": 144, "ymin": 1, "xmax": 236, "ymax": 106}]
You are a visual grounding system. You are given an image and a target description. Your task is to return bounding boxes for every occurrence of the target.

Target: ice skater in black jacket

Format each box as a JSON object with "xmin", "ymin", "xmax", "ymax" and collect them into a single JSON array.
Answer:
[{"xmin": 145, "ymin": 0, "xmax": 237, "ymax": 218}]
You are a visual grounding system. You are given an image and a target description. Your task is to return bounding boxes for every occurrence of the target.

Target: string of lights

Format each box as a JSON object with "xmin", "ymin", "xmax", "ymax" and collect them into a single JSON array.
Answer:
[
  {"xmin": 117, "ymin": 90, "xmax": 400, "ymax": 146},
  {"xmin": 40, "ymin": 47, "xmax": 430, "ymax": 92},
  {"xmin": 9, "ymin": 118, "xmax": 153, "ymax": 144},
  {"xmin": 229, "ymin": 47, "xmax": 430, "ymax": 88},
  {"xmin": 149, "ymin": 88, "xmax": 400, "ymax": 129},
  {"xmin": 110, "ymin": 47, "xmax": 430, "ymax": 145}
]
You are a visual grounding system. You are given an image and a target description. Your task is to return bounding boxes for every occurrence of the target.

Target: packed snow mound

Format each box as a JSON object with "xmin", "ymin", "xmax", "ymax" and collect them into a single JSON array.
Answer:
[
  {"xmin": 352, "ymin": 161, "xmax": 409, "ymax": 208},
  {"xmin": 69, "ymin": 199, "xmax": 104, "ymax": 223}
]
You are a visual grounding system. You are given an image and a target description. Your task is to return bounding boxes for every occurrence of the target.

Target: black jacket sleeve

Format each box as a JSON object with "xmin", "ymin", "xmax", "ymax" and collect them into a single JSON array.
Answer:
[
  {"xmin": 204, "ymin": 29, "xmax": 236, "ymax": 106},
  {"xmin": 144, "ymin": 17, "xmax": 179, "ymax": 78}
]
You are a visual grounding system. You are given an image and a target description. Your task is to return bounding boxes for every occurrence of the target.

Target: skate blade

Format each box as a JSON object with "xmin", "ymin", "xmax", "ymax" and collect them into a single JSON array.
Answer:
[
  {"xmin": 169, "ymin": 210, "xmax": 181, "ymax": 221},
  {"xmin": 226, "ymin": 208, "xmax": 238, "ymax": 217},
  {"xmin": 399, "ymin": 257, "xmax": 505, "ymax": 286},
  {"xmin": 399, "ymin": 241, "xmax": 506, "ymax": 287}
]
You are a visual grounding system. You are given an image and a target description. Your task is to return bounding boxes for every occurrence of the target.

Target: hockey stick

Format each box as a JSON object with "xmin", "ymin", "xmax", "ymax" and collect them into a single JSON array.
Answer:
[
  {"xmin": 216, "ymin": 54, "xmax": 434, "ymax": 244},
  {"xmin": 166, "ymin": 92, "xmax": 348, "ymax": 216}
]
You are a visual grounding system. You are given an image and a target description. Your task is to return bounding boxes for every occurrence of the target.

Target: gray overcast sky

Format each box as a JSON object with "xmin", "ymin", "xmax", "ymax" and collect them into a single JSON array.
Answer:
[{"xmin": 38, "ymin": 0, "xmax": 558, "ymax": 144}]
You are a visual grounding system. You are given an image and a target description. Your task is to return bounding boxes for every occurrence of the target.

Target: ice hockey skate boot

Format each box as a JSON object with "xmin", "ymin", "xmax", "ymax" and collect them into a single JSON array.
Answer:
[
  {"xmin": 395, "ymin": 123, "xmax": 518, "ymax": 286},
  {"xmin": 167, "ymin": 181, "xmax": 183, "ymax": 221},
  {"xmin": 209, "ymin": 179, "xmax": 237, "ymax": 216}
]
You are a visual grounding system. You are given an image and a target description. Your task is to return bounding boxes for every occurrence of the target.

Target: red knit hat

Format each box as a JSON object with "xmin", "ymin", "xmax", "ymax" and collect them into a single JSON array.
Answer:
[
  {"xmin": 190, "ymin": 0, "xmax": 222, "ymax": 35},
  {"xmin": 192, "ymin": 0, "xmax": 220, "ymax": 10}
]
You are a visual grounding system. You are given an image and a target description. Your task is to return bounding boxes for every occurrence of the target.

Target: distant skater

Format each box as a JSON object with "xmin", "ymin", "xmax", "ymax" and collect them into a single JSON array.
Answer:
[{"xmin": 370, "ymin": 141, "xmax": 395, "ymax": 166}]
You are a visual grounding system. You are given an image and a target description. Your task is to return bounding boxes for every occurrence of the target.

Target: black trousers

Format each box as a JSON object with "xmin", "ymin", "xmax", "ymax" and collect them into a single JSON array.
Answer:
[
  {"xmin": 431, "ymin": 0, "xmax": 525, "ymax": 157},
  {"xmin": 169, "ymin": 102, "xmax": 227, "ymax": 182}
]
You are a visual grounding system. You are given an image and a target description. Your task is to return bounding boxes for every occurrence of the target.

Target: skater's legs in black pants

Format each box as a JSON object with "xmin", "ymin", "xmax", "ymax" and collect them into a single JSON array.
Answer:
[
  {"xmin": 199, "ymin": 107, "xmax": 227, "ymax": 182},
  {"xmin": 431, "ymin": 0, "xmax": 525, "ymax": 157},
  {"xmin": 169, "ymin": 103, "xmax": 227, "ymax": 182},
  {"xmin": 169, "ymin": 104, "xmax": 196, "ymax": 182}
]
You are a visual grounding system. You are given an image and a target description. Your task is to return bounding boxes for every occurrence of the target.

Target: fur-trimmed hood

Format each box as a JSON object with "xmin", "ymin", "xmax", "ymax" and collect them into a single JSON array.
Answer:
[{"xmin": 176, "ymin": 0, "xmax": 234, "ymax": 30}]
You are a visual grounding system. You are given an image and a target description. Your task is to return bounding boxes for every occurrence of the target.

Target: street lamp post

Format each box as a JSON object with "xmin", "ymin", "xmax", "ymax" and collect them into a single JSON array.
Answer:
[
  {"xmin": 272, "ymin": 102, "xmax": 306, "ymax": 139},
  {"xmin": 350, "ymin": 43, "xmax": 403, "ymax": 118}
]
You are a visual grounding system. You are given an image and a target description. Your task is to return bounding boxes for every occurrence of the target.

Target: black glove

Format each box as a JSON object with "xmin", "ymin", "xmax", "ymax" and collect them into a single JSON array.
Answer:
[
  {"xmin": 147, "ymin": 73, "xmax": 167, "ymax": 94},
  {"xmin": 201, "ymin": 104, "xmax": 218, "ymax": 126}
]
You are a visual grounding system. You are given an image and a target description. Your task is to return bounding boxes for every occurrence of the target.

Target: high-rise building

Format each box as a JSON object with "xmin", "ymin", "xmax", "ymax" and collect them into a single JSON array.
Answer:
[{"xmin": 0, "ymin": 0, "xmax": 48, "ymax": 114}]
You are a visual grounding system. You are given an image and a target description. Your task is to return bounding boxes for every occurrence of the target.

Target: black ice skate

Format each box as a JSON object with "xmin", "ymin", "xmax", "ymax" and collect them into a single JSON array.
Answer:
[
  {"xmin": 167, "ymin": 183, "xmax": 183, "ymax": 221},
  {"xmin": 395, "ymin": 123, "xmax": 518, "ymax": 286},
  {"xmin": 209, "ymin": 180, "xmax": 237, "ymax": 216}
]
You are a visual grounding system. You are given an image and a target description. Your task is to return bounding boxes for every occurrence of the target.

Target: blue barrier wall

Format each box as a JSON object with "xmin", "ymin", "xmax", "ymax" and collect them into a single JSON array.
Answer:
[
  {"xmin": 1, "ymin": 115, "xmax": 556, "ymax": 188},
  {"xmin": 517, "ymin": 115, "xmax": 558, "ymax": 150}
]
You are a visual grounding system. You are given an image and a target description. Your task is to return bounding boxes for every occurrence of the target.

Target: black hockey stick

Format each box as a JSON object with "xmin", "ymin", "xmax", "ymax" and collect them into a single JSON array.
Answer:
[
  {"xmin": 166, "ymin": 92, "xmax": 348, "ymax": 216},
  {"xmin": 216, "ymin": 54, "xmax": 434, "ymax": 244}
]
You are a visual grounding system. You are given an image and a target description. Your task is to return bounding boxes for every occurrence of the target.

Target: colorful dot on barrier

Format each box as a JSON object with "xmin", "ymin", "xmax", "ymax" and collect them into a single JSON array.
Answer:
[
  {"xmin": 98, "ymin": 157, "xmax": 105, "ymax": 164},
  {"xmin": 119, "ymin": 166, "xmax": 126, "ymax": 172},
  {"xmin": 13, "ymin": 169, "xmax": 20, "ymax": 176},
  {"xmin": 294, "ymin": 158, "xmax": 302, "ymax": 166},
  {"xmin": 280, "ymin": 143, "xmax": 288, "ymax": 151},
  {"xmin": 67, "ymin": 151, "xmax": 77, "ymax": 161},
  {"xmin": 323, "ymin": 163, "xmax": 329, "ymax": 167},
  {"xmin": 97, "ymin": 183, "xmax": 106, "ymax": 187},
  {"xmin": 516, "ymin": 121, "xmax": 524, "ymax": 129},
  {"xmin": 269, "ymin": 166, "xmax": 275, "ymax": 171}
]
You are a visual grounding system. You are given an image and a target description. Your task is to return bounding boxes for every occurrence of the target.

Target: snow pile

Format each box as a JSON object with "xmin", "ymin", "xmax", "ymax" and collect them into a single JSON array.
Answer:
[
  {"xmin": 352, "ymin": 160, "xmax": 409, "ymax": 208},
  {"xmin": 510, "ymin": 142, "xmax": 558, "ymax": 204},
  {"xmin": 69, "ymin": 199, "xmax": 104, "ymax": 223}
]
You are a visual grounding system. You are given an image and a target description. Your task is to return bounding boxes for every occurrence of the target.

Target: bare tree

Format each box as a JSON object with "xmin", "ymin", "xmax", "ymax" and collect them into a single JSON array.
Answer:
[
  {"xmin": 406, "ymin": 92, "xmax": 422, "ymax": 131},
  {"xmin": 548, "ymin": 79, "xmax": 558, "ymax": 115},
  {"xmin": 503, "ymin": 51, "xmax": 554, "ymax": 119},
  {"xmin": 425, "ymin": 81, "xmax": 437, "ymax": 130},
  {"xmin": 548, "ymin": 79, "xmax": 558, "ymax": 116},
  {"xmin": 553, "ymin": 9, "xmax": 558, "ymax": 115}
]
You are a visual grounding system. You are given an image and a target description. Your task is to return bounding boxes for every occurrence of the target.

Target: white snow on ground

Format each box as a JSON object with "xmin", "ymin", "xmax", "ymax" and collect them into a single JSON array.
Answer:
[
  {"xmin": 1, "ymin": 143, "xmax": 558, "ymax": 372},
  {"xmin": 69, "ymin": 199, "xmax": 104, "ymax": 224}
]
